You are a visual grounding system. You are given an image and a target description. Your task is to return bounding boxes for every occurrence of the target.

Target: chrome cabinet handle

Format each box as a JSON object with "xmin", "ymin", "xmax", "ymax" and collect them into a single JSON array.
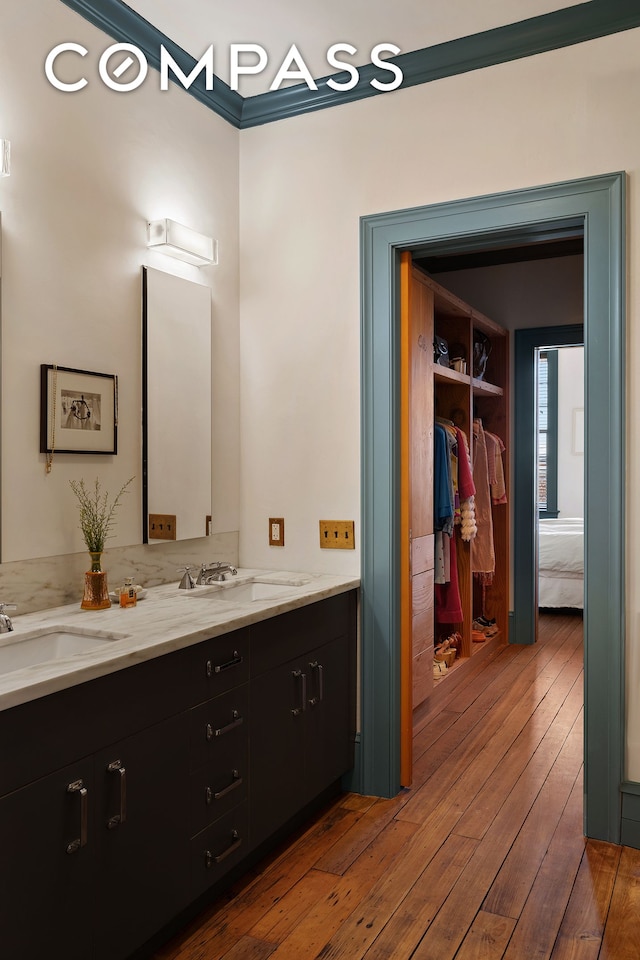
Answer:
[
  {"xmin": 106, "ymin": 760, "xmax": 127, "ymax": 829},
  {"xmin": 205, "ymin": 830, "xmax": 242, "ymax": 868},
  {"xmin": 206, "ymin": 709, "xmax": 243, "ymax": 740},
  {"xmin": 291, "ymin": 670, "xmax": 307, "ymax": 715},
  {"xmin": 207, "ymin": 770, "xmax": 243, "ymax": 803},
  {"xmin": 309, "ymin": 661, "xmax": 324, "ymax": 706},
  {"xmin": 66, "ymin": 779, "xmax": 88, "ymax": 854},
  {"xmin": 206, "ymin": 651, "xmax": 243, "ymax": 676}
]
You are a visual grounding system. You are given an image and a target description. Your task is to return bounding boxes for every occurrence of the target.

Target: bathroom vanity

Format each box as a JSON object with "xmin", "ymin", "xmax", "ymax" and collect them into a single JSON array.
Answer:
[{"xmin": 0, "ymin": 572, "xmax": 358, "ymax": 960}]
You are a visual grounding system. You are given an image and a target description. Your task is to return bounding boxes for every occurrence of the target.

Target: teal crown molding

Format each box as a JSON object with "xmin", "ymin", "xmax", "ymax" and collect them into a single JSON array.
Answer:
[
  {"xmin": 61, "ymin": 0, "xmax": 640, "ymax": 129},
  {"xmin": 59, "ymin": 0, "xmax": 244, "ymax": 126}
]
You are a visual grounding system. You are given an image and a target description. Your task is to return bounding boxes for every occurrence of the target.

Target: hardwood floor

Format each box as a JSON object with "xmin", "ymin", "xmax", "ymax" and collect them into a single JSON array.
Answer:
[{"xmin": 151, "ymin": 614, "xmax": 640, "ymax": 960}]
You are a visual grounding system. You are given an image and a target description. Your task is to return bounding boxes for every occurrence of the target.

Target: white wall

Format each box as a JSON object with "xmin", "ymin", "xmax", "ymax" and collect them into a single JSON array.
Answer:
[
  {"xmin": 0, "ymin": 0, "xmax": 240, "ymax": 562},
  {"xmin": 237, "ymin": 30, "xmax": 640, "ymax": 773},
  {"xmin": 557, "ymin": 347, "xmax": 584, "ymax": 518}
]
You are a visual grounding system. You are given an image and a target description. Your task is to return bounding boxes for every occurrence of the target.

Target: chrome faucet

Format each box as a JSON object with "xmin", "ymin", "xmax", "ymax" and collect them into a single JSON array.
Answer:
[
  {"xmin": 0, "ymin": 603, "xmax": 17, "ymax": 633},
  {"xmin": 197, "ymin": 562, "xmax": 238, "ymax": 585},
  {"xmin": 177, "ymin": 566, "xmax": 197, "ymax": 590}
]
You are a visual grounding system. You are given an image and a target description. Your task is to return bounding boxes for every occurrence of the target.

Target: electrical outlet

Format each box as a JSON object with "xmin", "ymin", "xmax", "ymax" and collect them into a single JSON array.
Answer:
[
  {"xmin": 269, "ymin": 517, "xmax": 285, "ymax": 546},
  {"xmin": 319, "ymin": 520, "xmax": 355, "ymax": 549},
  {"xmin": 148, "ymin": 513, "xmax": 177, "ymax": 541}
]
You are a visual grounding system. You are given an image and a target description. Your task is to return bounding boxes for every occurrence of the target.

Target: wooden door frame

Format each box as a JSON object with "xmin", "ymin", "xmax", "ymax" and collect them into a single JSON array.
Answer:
[{"xmin": 358, "ymin": 173, "xmax": 625, "ymax": 843}]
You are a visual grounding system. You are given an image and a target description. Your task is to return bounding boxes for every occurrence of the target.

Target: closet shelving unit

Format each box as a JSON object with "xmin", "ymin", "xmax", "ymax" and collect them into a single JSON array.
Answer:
[{"xmin": 428, "ymin": 275, "xmax": 510, "ymax": 695}]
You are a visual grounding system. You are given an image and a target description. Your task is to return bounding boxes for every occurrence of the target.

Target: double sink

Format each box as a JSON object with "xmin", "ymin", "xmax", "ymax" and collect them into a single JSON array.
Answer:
[
  {"xmin": 186, "ymin": 576, "xmax": 309, "ymax": 603},
  {"xmin": 0, "ymin": 574, "xmax": 311, "ymax": 677},
  {"xmin": 0, "ymin": 626, "xmax": 129, "ymax": 676}
]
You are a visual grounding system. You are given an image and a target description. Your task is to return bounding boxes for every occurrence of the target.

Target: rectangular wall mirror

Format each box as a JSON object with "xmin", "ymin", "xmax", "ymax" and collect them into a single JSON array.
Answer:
[{"xmin": 142, "ymin": 266, "xmax": 212, "ymax": 543}]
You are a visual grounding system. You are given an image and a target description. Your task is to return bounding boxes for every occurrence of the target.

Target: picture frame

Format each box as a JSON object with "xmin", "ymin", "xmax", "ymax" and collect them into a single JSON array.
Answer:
[{"xmin": 40, "ymin": 364, "xmax": 118, "ymax": 455}]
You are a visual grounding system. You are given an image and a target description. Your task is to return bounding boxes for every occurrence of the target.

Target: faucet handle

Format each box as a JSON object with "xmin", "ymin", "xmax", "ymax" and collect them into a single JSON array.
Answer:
[
  {"xmin": 0, "ymin": 604, "xmax": 16, "ymax": 633},
  {"xmin": 177, "ymin": 567, "xmax": 196, "ymax": 590}
]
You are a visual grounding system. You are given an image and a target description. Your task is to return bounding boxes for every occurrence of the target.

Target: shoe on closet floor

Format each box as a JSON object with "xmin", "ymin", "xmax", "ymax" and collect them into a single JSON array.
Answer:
[
  {"xmin": 475, "ymin": 615, "xmax": 496, "ymax": 628},
  {"xmin": 472, "ymin": 618, "xmax": 499, "ymax": 638},
  {"xmin": 433, "ymin": 659, "xmax": 448, "ymax": 679}
]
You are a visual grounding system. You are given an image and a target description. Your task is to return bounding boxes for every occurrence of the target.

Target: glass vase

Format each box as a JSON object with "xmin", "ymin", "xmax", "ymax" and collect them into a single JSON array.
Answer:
[{"xmin": 81, "ymin": 551, "xmax": 111, "ymax": 610}]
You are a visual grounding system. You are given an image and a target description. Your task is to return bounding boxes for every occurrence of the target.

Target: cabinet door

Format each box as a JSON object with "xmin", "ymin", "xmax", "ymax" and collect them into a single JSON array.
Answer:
[
  {"xmin": 0, "ymin": 759, "xmax": 95, "ymax": 960},
  {"xmin": 303, "ymin": 635, "xmax": 354, "ymax": 805},
  {"xmin": 249, "ymin": 660, "xmax": 306, "ymax": 849},
  {"xmin": 93, "ymin": 713, "xmax": 191, "ymax": 960}
]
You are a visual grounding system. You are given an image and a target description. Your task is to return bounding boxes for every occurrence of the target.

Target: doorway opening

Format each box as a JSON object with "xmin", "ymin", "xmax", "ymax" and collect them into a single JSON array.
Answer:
[
  {"xmin": 536, "ymin": 343, "xmax": 585, "ymax": 620},
  {"xmin": 400, "ymin": 245, "xmax": 585, "ymax": 783},
  {"xmin": 359, "ymin": 173, "xmax": 625, "ymax": 843}
]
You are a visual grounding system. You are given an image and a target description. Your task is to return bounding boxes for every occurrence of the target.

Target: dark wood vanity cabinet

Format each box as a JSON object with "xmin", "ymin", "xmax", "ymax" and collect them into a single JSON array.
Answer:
[
  {"xmin": 0, "ymin": 590, "xmax": 357, "ymax": 960},
  {"xmin": 250, "ymin": 624, "xmax": 355, "ymax": 848},
  {"xmin": 0, "ymin": 757, "xmax": 95, "ymax": 960},
  {"xmin": 93, "ymin": 715, "xmax": 192, "ymax": 960},
  {"xmin": 0, "ymin": 702, "xmax": 192, "ymax": 960}
]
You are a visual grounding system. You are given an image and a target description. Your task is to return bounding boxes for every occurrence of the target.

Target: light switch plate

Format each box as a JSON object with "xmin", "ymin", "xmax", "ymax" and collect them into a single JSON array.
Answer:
[
  {"xmin": 269, "ymin": 517, "xmax": 285, "ymax": 546},
  {"xmin": 148, "ymin": 513, "xmax": 177, "ymax": 540},
  {"xmin": 319, "ymin": 520, "xmax": 355, "ymax": 549}
]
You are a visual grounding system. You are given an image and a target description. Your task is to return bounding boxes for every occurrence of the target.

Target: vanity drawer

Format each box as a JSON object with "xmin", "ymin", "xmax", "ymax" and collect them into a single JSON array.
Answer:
[
  {"xmin": 189, "ymin": 685, "xmax": 249, "ymax": 773},
  {"xmin": 192, "ymin": 628, "xmax": 250, "ymax": 704},
  {"xmin": 251, "ymin": 593, "xmax": 351, "ymax": 676},
  {"xmin": 189, "ymin": 740, "xmax": 248, "ymax": 837},
  {"xmin": 191, "ymin": 802, "xmax": 248, "ymax": 898}
]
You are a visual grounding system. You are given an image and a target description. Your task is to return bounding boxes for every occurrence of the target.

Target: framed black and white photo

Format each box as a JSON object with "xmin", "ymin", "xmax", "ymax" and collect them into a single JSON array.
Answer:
[{"xmin": 40, "ymin": 364, "xmax": 118, "ymax": 455}]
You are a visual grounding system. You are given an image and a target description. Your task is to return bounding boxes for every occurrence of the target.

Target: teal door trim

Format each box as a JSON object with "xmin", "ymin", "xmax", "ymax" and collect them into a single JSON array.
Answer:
[
  {"xmin": 360, "ymin": 172, "xmax": 625, "ymax": 843},
  {"xmin": 513, "ymin": 325, "xmax": 584, "ymax": 647}
]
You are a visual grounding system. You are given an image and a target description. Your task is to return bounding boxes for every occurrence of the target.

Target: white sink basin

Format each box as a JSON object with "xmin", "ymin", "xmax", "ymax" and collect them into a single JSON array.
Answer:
[
  {"xmin": 191, "ymin": 578, "xmax": 308, "ymax": 603},
  {"xmin": 0, "ymin": 627, "xmax": 128, "ymax": 676}
]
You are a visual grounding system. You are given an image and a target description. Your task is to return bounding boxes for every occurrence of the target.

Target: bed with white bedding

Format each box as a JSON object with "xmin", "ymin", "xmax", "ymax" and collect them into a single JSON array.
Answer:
[{"xmin": 538, "ymin": 517, "xmax": 584, "ymax": 609}]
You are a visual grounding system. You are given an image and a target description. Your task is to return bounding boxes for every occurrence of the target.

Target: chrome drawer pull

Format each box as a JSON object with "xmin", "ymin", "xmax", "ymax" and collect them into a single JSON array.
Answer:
[
  {"xmin": 206, "ymin": 709, "xmax": 243, "ymax": 740},
  {"xmin": 309, "ymin": 661, "xmax": 324, "ymax": 706},
  {"xmin": 66, "ymin": 779, "xmax": 88, "ymax": 854},
  {"xmin": 206, "ymin": 651, "xmax": 243, "ymax": 677},
  {"xmin": 205, "ymin": 830, "xmax": 242, "ymax": 867},
  {"xmin": 291, "ymin": 669, "xmax": 307, "ymax": 716},
  {"xmin": 106, "ymin": 760, "xmax": 127, "ymax": 829}
]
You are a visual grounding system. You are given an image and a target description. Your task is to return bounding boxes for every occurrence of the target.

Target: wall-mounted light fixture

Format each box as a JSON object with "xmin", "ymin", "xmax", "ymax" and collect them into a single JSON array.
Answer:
[
  {"xmin": 147, "ymin": 218, "xmax": 217, "ymax": 266},
  {"xmin": 0, "ymin": 140, "xmax": 10, "ymax": 178}
]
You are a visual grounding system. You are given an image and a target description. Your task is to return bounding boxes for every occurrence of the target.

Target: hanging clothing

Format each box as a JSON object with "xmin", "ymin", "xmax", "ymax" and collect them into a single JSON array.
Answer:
[
  {"xmin": 485, "ymin": 431, "xmax": 507, "ymax": 504},
  {"xmin": 435, "ymin": 532, "xmax": 463, "ymax": 623},
  {"xmin": 434, "ymin": 423, "xmax": 454, "ymax": 535},
  {"xmin": 471, "ymin": 419, "xmax": 495, "ymax": 576},
  {"xmin": 434, "ymin": 530, "xmax": 451, "ymax": 585},
  {"xmin": 433, "ymin": 422, "xmax": 462, "ymax": 619},
  {"xmin": 455, "ymin": 426, "xmax": 477, "ymax": 542},
  {"xmin": 455, "ymin": 427, "xmax": 475, "ymax": 502}
]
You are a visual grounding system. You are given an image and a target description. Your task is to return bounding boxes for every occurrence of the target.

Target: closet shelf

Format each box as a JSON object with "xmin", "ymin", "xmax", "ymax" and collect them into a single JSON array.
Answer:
[
  {"xmin": 433, "ymin": 364, "xmax": 468, "ymax": 386},
  {"xmin": 433, "ymin": 363, "xmax": 504, "ymax": 397},
  {"xmin": 472, "ymin": 378, "xmax": 503, "ymax": 397}
]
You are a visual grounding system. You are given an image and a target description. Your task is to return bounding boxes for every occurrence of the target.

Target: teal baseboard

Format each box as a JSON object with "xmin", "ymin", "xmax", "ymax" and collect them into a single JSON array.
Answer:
[
  {"xmin": 342, "ymin": 732, "xmax": 362, "ymax": 794},
  {"xmin": 621, "ymin": 782, "xmax": 640, "ymax": 849}
]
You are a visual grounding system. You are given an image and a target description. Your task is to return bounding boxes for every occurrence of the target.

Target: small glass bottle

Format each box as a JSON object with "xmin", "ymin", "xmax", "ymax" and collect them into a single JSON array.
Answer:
[{"xmin": 119, "ymin": 576, "xmax": 137, "ymax": 608}]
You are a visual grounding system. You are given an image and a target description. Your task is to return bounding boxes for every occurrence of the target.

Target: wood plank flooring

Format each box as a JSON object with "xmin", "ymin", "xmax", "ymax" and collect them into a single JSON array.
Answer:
[{"xmin": 151, "ymin": 614, "xmax": 640, "ymax": 960}]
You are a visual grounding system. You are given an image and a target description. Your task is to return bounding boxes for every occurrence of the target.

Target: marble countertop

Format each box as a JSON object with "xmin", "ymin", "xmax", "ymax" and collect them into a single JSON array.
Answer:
[{"xmin": 0, "ymin": 569, "xmax": 360, "ymax": 712}]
